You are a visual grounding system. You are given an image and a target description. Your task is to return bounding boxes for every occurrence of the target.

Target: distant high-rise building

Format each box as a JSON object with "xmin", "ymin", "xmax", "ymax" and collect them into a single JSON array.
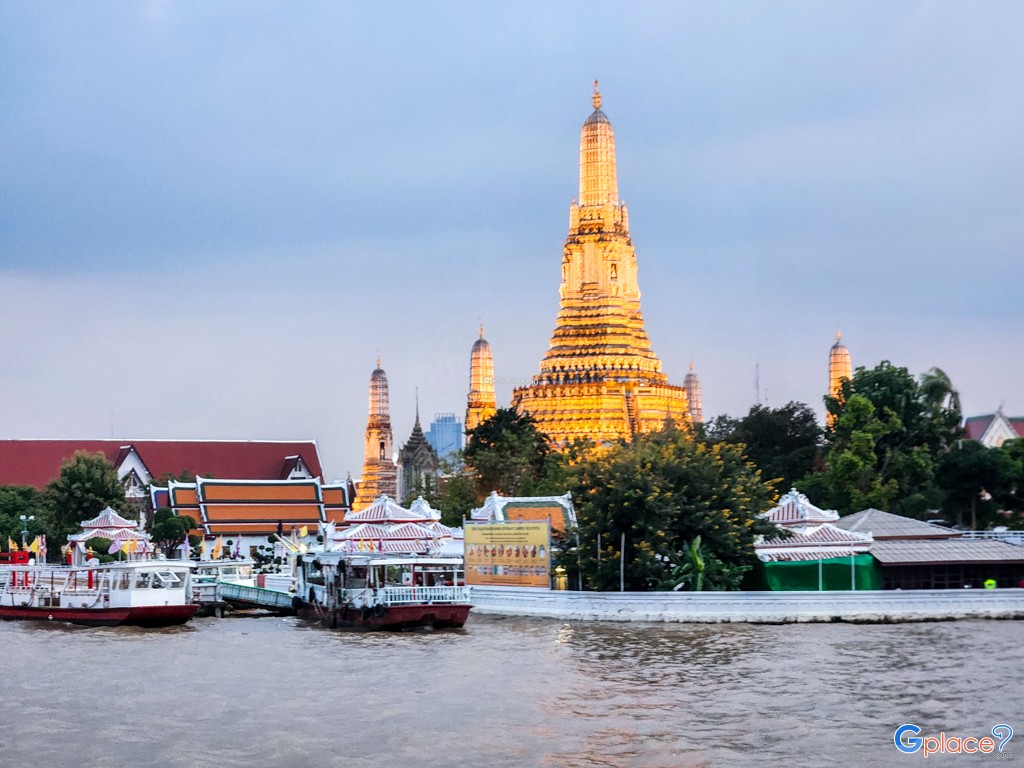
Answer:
[
  {"xmin": 356, "ymin": 358, "xmax": 397, "ymax": 510},
  {"xmin": 466, "ymin": 326, "xmax": 496, "ymax": 434},
  {"xmin": 828, "ymin": 332, "xmax": 852, "ymax": 428},
  {"xmin": 397, "ymin": 396, "xmax": 440, "ymax": 504},
  {"xmin": 426, "ymin": 413, "xmax": 463, "ymax": 461},
  {"xmin": 511, "ymin": 82, "xmax": 690, "ymax": 444},
  {"xmin": 684, "ymin": 362, "xmax": 703, "ymax": 424}
]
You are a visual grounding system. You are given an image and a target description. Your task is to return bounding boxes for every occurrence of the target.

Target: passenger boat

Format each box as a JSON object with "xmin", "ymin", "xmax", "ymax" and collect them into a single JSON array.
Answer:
[
  {"xmin": 293, "ymin": 551, "xmax": 471, "ymax": 630},
  {"xmin": 0, "ymin": 559, "xmax": 198, "ymax": 627}
]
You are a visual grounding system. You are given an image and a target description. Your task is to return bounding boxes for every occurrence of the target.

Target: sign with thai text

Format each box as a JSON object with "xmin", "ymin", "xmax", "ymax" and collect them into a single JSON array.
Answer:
[{"xmin": 465, "ymin": 522, "xmax": 551, "ymax": 588}]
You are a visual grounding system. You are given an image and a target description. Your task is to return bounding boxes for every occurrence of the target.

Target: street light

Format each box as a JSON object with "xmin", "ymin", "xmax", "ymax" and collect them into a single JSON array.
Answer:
[{"xmin": 19, "ymin": 514, "xmax": 34, "ymax": 549}]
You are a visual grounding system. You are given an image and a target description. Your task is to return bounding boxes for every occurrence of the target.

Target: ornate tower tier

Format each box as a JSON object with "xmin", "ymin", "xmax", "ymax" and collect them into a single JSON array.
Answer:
[
  {"xmin": 356, "ymin": 358, "xmax": 397, "ymax": 510},
  {"xmin": 512, "ymin": 83, "xmax": 690, "ymax": 444},
  {"xmin": 466, "ymin": 326, "xmax": 496, "ymax": 433},
  {"xmin": 684, "ymin": 362, "xmax": 703, "ymax": 424},
  {"xmin": 828, "ymin": 332, "xmax": 852, "ymax": 428}
]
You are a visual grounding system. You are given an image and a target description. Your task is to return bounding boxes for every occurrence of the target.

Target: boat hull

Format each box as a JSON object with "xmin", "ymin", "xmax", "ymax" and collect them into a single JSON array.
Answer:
[
  {"xmin": 0, "ymin": 603, "xmax": 198, "ymax": 628},
  {"xmin": 297, "ymin": 601, "xmax": 471, "ymax": 631}
]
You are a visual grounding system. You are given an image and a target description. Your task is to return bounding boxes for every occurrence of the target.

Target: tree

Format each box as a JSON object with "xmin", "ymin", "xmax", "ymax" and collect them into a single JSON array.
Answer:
[
  {"xmin": 0, "ymin": 486, "xmax": 48, "ymax": 547},
  {"xmin": 463, "ymin": 408, "xmax": 551, "ymax": 499},
  {"xmin": 920, "ymin": 367, "xmax": 962, "ymax": 416},
  {"xmin": 572, "ymin": 425, "xmax": 778, "ymax": 591},
  {"xmin": 938, "ymin": 441, "xmax": 1021, "ymax": 529},
  {"xmin": 44, "ymin": 451, "xmax": 129, "ymax": 549},
  {"xmin": 811, "ymin": 362, "xmax": 961, "ymax": 517},
  {"xmin": 436, "ymin": 472, "xmax": 477, "ymax": 528},
  {"xmin": 150, "ymin": 507, "xmax": 199, "ymax": 558},
  {"xmin": 715, "ymin": 402, "xmax": 822, "ymax": 492}
]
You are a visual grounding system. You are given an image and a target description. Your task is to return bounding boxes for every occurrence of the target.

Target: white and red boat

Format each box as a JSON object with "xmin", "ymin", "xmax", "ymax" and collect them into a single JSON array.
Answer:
[
  {"xmin": 0, "ymin": 559, "xmax": 198, "ymax": 627},
  {"xmin": 293, "ymin": 551, "xmax": 471, "ymax": 630}
]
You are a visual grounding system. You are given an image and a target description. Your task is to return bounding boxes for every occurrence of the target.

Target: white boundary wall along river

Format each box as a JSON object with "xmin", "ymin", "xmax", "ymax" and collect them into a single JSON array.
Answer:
[{"xmin": 469, "ymin": 587, "xmax": 1024, "ymax": 623}]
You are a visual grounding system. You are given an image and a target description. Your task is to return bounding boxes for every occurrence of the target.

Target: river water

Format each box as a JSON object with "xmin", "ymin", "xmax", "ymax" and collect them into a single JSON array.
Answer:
[{"xmin": 0, "ymin": 614, "xmax": 1019, "ymax": 767}]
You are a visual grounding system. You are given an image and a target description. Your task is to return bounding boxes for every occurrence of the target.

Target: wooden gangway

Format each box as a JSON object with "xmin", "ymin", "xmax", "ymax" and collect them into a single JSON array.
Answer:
[{"xmin": 218, "ymin": 582, "xmax": 296, "ymax": 613}]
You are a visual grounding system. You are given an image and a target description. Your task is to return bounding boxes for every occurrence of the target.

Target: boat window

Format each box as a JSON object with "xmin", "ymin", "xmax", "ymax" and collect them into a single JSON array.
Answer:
[
  {"xmin": 134, "ymin": 572, "xmax": 152, "ymax": 589},
  {"xmin": 238, "ymin": 565, "xmax": 252, "ymax": 579},
  {"xmin": 117, "ymin": 572, "xmax": 131, "ymax": 590},
  {"xmin": 155, "ymin": 571, "xmax": 184, "ymax": 589}
]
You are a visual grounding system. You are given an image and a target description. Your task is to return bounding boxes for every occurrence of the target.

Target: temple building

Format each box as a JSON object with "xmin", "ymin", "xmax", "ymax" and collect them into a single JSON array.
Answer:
[
  {"xmin": 355, "ymin": 359, "xmax": 397, "ymax": 510},
  {"xmin": 465, "ymin": 326, "xmax": 496, "ymax": 433},
  {"xmin": 511, "ymin": 83, "xmax": 690, "ymax": 444},
  {"xmin": 828, "ymin": 332, "xmax": 852, "ymax": 427},
  {"xmin": 397, "ymin": 396, "xmax": 441, "ymax": 503},
  {"xmin": 684, "ymin": 363, "xmax": 703, "ymax": 424}
]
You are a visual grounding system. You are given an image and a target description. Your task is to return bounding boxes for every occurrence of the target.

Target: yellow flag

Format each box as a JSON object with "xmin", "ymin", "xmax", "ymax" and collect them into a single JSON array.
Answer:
[
  {"xmin": 200, "ymin": 538, "xmax": 207, "ymax": 557},
  {"xmin": 28, "ymin": 537, "xmax": 39, "ymax": 554},
  {"xmin": 212, "ymin": 536, "xmax": 223, "ymax": 559},
  {"xmin": 7, "ymin": 537, "xmax": 18, "ymax": 552},
  {"xmin": 299, "ymin": 525, "xmax": 309, "ymax": 538}
]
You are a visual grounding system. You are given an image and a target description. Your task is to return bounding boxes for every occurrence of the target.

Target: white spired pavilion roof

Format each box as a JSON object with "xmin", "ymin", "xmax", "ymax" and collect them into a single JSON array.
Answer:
[
  {"xmin": 756, "ymin": 490, "xmax": 872, "ymax": 562},
  {"xmin": 760, "ymin": 489, "xmax": 840, "ymax": 527}
]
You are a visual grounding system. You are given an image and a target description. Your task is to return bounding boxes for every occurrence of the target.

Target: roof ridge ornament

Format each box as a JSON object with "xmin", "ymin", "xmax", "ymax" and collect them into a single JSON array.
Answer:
[{"xmin": 592, "ymin": 79, "xmax": 601, "ymax": 110}]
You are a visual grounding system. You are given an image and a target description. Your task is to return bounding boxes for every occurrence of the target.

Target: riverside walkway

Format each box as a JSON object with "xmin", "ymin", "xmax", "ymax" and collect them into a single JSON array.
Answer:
[{"xmin": 469, "ymin": 586, "xmax": 1024, "ymax": 623}]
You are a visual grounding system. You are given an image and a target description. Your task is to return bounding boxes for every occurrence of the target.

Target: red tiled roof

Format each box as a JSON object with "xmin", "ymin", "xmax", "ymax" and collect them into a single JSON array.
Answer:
[
  {"xmin": 0, "ymin": 439, "xmax": 325, "ymax": 488},
  {"xmin": 963, "ymin": 415, "xmax": 994, "ymax": 441}
]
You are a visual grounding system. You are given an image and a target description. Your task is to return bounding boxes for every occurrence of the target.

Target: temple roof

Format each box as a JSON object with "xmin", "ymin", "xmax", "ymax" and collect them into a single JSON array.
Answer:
[
  {"xmin": 80, "ymin": 507, "xmax": 138, "ymax": 530},
  {"xmin": 0, "ymin": 439, "xmax": 325, "ymax": 488},
  {"xmin": 760, "ymin": 489, "xmax": 840, "ymax": 527}
]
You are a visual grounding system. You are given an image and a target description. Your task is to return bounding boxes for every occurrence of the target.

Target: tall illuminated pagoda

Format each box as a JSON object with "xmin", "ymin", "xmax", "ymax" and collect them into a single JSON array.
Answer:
[
  {"xmin": 684, "ymin": 362, "xmax": 703, "ymax": 424},
  {"xmin": 356, "ymin": 358, "xmax": 397, "ymax": 510},
  {"xmin": 465, "ymin": 326, "xmax": 496, "ymax": 433},
  {"xmin": 827, "ymin": 332, "xmax": 852, "ymax": 428},
  {"xmin": 512, "ymin": 83, "xmax": 690, "ymax": 444}
]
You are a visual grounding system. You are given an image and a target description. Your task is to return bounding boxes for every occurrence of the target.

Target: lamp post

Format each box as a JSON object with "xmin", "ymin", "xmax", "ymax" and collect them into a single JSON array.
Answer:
[{"xmin": 19, "ymin": 514, "xmax": 35, "ymax": 549}]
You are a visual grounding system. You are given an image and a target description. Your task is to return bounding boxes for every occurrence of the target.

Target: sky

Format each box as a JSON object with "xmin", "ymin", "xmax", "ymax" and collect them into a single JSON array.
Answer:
[{"xmin": 1, "ymin": 2, "xmax": 1022, "ymax": 481}]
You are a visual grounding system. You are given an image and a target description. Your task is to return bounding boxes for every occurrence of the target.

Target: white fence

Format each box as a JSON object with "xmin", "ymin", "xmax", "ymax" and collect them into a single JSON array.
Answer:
[
  {"xmin": 469, "ymin": 586, "xmax": 1024, "ymax": 624},
  {"xmin": 381, "ymin": 586, "xmax": 471, "ymax": 606}
]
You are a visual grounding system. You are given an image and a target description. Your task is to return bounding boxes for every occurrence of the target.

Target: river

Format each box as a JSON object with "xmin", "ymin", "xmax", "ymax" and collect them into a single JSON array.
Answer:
[{"xmin": 0, "ymin": 614, "xmax": 1019, "ymax": 767}]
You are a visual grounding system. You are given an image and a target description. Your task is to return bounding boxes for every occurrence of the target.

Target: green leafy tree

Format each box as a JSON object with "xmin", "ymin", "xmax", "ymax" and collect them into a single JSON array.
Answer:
[
  {"xmin": 810, "ymin": 362, "xmax": 961, "ymax": 517},
  {"xmin": 715, "ymin": 402, "xmax": 822, "ymax": 492},
  {"xmin": 44, "ymin": 451, "xmax": 129, "ymax": 548},
  {"xmin": 463, "ymin": 408, "xmax": 551, "ymax": 499},
  {"xmin": 937, "ymin": 442, "xmax": 1020, "ymax": 529},
  {"xmin": 150, "ymin": 507, "xmax": 199, "ymax": 557},
  {"xmin": 0, "ymin": 486, "xmax": 48, "ymax": 548},
  {"xmin": 573, "ymin": 425, "xmax": 778, "ymax": 591},
  {"xmin": 437, "ymin": 472, "xmax": 477, "ymax": 528}
]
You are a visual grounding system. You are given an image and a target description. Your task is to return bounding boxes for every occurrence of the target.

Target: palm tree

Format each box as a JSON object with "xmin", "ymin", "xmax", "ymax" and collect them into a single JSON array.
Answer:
[{"xmin": 920, "ymin": 367, "xmax": 962, "ymax": 415}]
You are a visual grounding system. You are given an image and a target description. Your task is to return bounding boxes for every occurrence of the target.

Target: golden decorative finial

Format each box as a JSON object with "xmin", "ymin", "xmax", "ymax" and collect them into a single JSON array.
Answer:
[
  {"xmin": 835, "ymin": 331, "xmax": 842, "ymax": 342},
  {"xmin": 592, "ymin": 79, "xmax": 601, "ymax": 110},
  {"xmin": 689, "ymin": 361, "xmax": 695, "ymax": 372},
  {"xmin": 376, "ymin": 354, "xmax": 381, "ymax": 368},
  {"xmin": 479, "ymin": 323, "xmax": 485, "ymax": 339}
]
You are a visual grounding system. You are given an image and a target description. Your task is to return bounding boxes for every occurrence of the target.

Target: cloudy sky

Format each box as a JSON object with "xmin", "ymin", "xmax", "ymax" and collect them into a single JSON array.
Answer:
[{"xmin": 1, "ymin": 2, "xmax": 1022, "ymax": 480}]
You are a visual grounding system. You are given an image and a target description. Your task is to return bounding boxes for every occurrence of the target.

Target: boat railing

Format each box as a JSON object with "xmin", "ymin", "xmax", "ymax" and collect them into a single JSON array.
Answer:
[{"xmin": 379, "ymin": 585, "xmax": 471, "ymax": 606}]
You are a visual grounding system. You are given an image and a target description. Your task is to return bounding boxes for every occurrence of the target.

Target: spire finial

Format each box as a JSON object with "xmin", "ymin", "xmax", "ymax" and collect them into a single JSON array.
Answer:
[
  {"xmin": 835, "ymin": 330, "xmax": 842, "ymax": 342},
  {"xmin": 376, "ymin": 354, "xmax": 381, "ymax": 368},
  {"xmin": 592, "ymin": 79, "xmax": 601, "ymax": 110},
  {"xmin": 415, "ymin": 387, "xmax": 420, "ymax": 424},
  {"xmin": 689, "ymin": 361, "xmax": 695, "ymax": 372},
  {"xmin": 479, "ymin": 323, "xmax": 485, "ymax": 339}
]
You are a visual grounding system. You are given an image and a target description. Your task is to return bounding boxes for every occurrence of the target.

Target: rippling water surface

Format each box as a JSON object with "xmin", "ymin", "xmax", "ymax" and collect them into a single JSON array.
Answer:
[{"xmin": 1, "ymin": 614, "xmax": 1019, "ymax": 767}]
